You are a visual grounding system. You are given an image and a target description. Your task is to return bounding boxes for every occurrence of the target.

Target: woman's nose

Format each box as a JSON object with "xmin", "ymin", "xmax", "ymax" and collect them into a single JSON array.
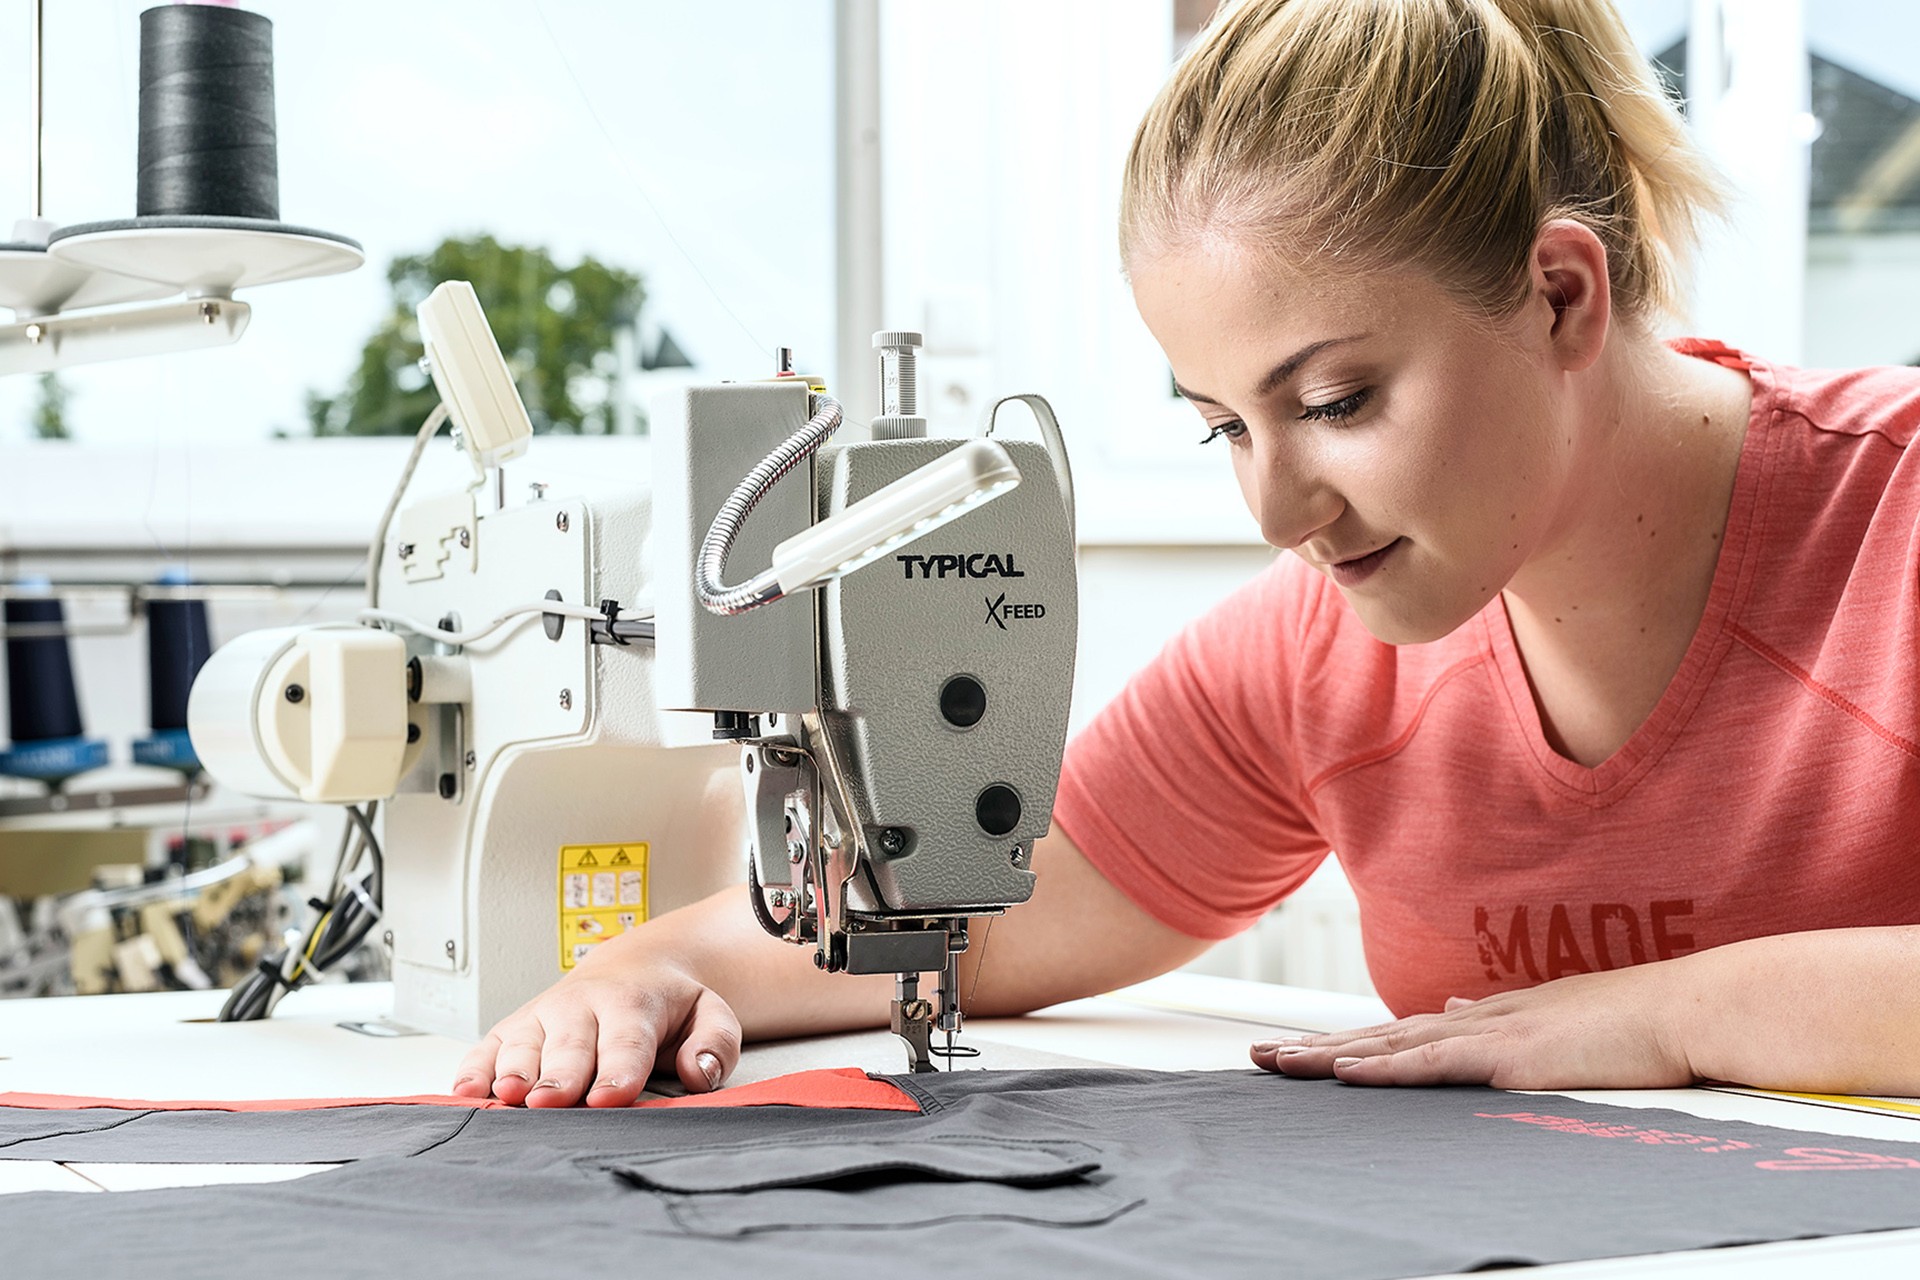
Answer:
[{"xmin": 1245, "ymin": 440, "xmax": 1340, "ymax": 551}]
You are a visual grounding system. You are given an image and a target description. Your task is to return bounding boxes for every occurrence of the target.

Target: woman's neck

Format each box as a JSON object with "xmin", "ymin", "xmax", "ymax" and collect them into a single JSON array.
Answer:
[{"xmin": 1499, "ymin": 337, "xmax": 1754, "ymax": 766}]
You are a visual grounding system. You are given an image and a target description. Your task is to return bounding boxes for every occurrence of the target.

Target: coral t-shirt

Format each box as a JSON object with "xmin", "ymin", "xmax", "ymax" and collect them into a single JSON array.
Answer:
[{"xmin": 1055, "ymin": 341, "xmax": 1920, "ymax": 1016}]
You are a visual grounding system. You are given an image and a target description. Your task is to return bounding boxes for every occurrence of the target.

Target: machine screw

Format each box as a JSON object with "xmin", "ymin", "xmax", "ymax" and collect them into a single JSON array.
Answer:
[
  {"xmin": 199, "ymin": 300, "xmax": 218, "ymax": 325},
  {"xmin": 555, "ymin": 512, "xmax": 571, "ymax": 533},
  {"xmin": 788, "ymin": 842, "xmax": 806, "ymax": 865},
  {"xmin": 1009, "ymin": 845, "xmax": 1026, "ymax": 866},
  {"xmin": 397, "ymin": 542, "xmax": 415, "ymax": 559},
  {"xmin": 877, "ymin": 827, "xmax": 906, "ymax": 857},
  {"xmin": 382, "ymin": 930, "xmax": 394, "ymax": 948},
  {"xmin": 464, "ymin": 750, "xmax": 476, "ymax": 770},
  {"xmin": 528, "ymin": 482, "xmax": 549, "ymax": 501},
  {"xmin": 444, "ymin": 939, "xmax": 456, "ymax": 959},
  {"xmin": 24, "ymin": 322, "xmax": 43, "ymax": 344},
  {"xmin": 284, "ymin": 684, "xmax": 305, "ymax": 704},
  {"xmin": 457, "ymin": 528, "xmax": 471, "ymax": 549},
  {"xmin": 767, "ymin": 889, "xmax": 799, "ymax": 911},
  {"xmin": 559, "ymin": 688, "xmax": 573, "ymax": 711}
]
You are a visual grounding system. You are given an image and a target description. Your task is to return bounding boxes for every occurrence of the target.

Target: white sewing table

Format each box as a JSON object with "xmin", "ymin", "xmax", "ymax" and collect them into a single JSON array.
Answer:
[{"xmin": 3, "ymin": 973, "xmax": 1915, "ymax": 1277}]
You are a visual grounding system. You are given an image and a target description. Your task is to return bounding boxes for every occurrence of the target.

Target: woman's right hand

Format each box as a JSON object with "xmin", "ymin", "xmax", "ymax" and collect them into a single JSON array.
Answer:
[
  {"xmin": 445, "ymin": 826, "xmax": 1207, "ymax": 1107},
  {"xmin": 449, "ymin": 944, "xmax": 743, "ymax": 1108}
]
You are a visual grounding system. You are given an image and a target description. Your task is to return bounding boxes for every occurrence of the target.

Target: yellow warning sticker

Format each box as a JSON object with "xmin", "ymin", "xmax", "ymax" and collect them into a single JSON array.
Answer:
[{"xmin": 557, "ymin": 843, "xmax": 649, "ymax": 970}]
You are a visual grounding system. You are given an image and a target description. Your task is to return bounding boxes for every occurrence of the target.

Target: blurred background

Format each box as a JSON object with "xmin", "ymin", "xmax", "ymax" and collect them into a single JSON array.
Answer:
[{"xmin": 0, "ymin": 0, "xmax": 1889, "ymax": 1001}]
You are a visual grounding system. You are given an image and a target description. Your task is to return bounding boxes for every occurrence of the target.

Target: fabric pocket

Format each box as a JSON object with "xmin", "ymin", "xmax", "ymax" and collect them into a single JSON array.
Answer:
[{"xmin": 605, "ymin": 1134, "xmax": 1138, "ymax": 1237}]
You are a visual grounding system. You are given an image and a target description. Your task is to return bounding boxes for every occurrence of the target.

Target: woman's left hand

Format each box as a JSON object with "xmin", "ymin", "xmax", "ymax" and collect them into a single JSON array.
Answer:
[{"xmin": 1252, "ymin": 963, "xmax": 1698, "ymax": 1089}]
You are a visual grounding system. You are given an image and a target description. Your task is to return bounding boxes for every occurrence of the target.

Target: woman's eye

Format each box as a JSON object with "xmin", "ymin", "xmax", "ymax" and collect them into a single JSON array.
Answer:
[
  {"xmin": 1198, "ymin": 420, "xmax": 1247, "ymax": 446},
  {"xmin": 1298, "ymin": 388, "xmax": 1372, "ymax": 423}
]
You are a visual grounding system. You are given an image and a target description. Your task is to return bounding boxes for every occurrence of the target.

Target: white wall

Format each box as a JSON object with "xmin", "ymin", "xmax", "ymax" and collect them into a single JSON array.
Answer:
[{"xmin": 1805, "ymin": 232, "xmax": 1920, "ymax": 368}]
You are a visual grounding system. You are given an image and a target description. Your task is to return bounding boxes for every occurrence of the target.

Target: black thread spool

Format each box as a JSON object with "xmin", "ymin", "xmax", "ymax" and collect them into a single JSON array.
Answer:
[
  {"xmin": 137, "ymin": 4, "xmax": 279, "ymax": 221},
  {"xmin": 4, "ymin": 594, "xmax": 85, "ymax": 745},
  {"xmin": 146, "ymin": 581, "xmax": 212, "ymax": 734}
]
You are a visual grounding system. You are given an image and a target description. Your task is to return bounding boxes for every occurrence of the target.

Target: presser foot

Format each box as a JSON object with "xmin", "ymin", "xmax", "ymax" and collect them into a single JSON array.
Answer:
[{"xmin": 892, "ymin": 973, "xmax": 937, "ymax": 1073}]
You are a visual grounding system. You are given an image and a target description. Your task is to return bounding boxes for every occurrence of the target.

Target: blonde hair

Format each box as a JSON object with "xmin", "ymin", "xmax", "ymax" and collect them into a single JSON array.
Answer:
[{"xmin": 1120, "ymin": 0, "xmax": 1725, "ymax": 322}]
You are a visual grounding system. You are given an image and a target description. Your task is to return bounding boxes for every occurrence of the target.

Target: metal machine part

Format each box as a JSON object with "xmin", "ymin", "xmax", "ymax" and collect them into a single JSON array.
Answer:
[{"xmin": 659, "ymin": 337, "xmax": 1078, "ymax": 1072}]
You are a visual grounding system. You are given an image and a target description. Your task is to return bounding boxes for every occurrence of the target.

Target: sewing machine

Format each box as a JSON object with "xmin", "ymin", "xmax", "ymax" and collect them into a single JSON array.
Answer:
[{"xmin": 185, "ymin": 284, "xmax": 1078, "ymax": 1070}]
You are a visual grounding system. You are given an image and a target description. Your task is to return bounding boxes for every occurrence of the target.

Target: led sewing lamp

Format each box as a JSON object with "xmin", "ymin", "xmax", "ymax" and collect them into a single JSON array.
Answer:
[{"xmin": 716, "ymin": 440, "xmax": 1023, "ymax": 611}]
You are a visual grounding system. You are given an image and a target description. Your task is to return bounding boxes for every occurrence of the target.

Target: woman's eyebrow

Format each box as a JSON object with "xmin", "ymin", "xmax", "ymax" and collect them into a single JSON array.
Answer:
[{"xmin": 1173, "ymin": 334, "xmax": 1371, "ymax": 405}]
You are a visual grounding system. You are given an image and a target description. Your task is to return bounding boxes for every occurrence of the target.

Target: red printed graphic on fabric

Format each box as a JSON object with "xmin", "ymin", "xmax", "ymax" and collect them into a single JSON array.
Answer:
[
  {"xmin": 1475, "ymin": 1112, "xmax": 1752, "ymax": 1153},
  {"xmin": 1473, "ymin": 900, "xmax": 1697, "ymax": 983},
  {"xmin": 0, "ymin": 1067, "xmax": 920, "ymax": 1115},
  {"xmin": 1754, "ymin": 1148, "xmax": 1920, "ymax": 1172}
]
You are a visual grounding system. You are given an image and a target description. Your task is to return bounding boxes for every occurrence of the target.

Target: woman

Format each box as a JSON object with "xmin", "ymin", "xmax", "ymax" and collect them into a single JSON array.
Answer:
[{"xmin": 454, "ymin": 0, "xmax": 1920, "ymax": 1107}]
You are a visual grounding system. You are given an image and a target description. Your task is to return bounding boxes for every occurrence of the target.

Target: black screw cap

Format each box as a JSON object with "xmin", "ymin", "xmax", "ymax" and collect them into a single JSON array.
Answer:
[
  {"xmin": 940, "ymin": 675, "xmax": 987, "ymax": 728},
  {"xmin": 975, "ymin": 784, "xmax": 1021, "ymax": 836}
]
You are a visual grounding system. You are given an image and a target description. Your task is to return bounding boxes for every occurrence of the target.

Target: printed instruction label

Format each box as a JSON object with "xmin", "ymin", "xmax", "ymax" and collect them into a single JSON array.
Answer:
[{"xmin": 558, "ymin": 842, "xmax": 649, "ymax": 970}]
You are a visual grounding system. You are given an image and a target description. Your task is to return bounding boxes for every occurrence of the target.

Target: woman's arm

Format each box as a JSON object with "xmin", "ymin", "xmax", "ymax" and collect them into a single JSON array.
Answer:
[
  {"xmin": 1258, "ymin": 925, "xmax": 1920, "ymax": 1095},
  {"xmin": 452, "ymin": 824, "xmax": 1211, "ymax": 1105}
]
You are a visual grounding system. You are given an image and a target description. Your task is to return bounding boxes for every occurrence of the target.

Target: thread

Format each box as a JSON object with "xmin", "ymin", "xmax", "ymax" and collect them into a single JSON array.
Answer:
[
  {"xmin": 4, "ymin": 586, "xmax": 84, "ymax": 744},
  {"xmin": 137, "ymin": 4, "xmax": 278, "ymax": 220},
  {"xmin": 146, "ymin": 572, "xmax": 212, "ymax": 733}
]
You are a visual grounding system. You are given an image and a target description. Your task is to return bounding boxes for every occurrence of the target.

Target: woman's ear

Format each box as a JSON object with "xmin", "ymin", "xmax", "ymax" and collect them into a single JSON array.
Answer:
[{"xmin": 1528, "ymin": 219, "xmax": 1612, "ymax": 373}]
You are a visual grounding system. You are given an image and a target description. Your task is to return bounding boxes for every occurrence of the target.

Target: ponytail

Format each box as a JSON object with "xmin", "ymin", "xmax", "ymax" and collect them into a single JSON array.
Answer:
[{"xmin": 1120, "ymin": 0, "xmax": 1726, "ymax": 321}]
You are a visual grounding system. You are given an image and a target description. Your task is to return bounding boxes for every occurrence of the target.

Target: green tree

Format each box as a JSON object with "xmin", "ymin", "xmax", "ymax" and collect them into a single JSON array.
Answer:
[
  {"xmin": 305, "ymin": 235, "xmax": 645, "ymax": 437},
  {"xmin": 31, "ymin": 372, "xmax": 70, "ymax": 440}
]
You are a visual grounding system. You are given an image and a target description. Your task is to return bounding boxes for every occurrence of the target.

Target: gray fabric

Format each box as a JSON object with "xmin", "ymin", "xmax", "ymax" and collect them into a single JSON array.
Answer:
[
  {"xmin": 609, "ymin": 1134, "xmax": 1104, "ymax": 1192},
  {"xmin": 9, "ymin": 1069, "xmax": 1920, "ymax": 1279},
  {"xmin": 0, "ymin": 1108, "xmax": 146, "ymax": 1152},
  {"xmin": 0, "ymin": 1103, "xmax": 474, "ymax": 1163}
]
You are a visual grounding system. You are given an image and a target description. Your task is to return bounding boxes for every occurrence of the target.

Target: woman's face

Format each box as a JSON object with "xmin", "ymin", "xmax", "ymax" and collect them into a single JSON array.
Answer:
[{"xmin": 1130, "ymin": 241, "xmax": 1576, "ymax": 644}]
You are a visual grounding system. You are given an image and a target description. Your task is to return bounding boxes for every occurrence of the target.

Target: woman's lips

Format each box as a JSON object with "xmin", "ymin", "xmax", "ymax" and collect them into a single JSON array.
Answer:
[{"xmin": 1327, "ymin": 537, "xmax": 1404, "ymax": 588}]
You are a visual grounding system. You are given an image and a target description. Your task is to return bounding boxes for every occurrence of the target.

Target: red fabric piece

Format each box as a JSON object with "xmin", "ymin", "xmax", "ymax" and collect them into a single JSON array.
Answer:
[
  {"xmin": 0, "ymin": 1067, "xmax": 920, "ymax": 1114},
  {"xmin": 1056, "ymin": 342, "xmax": 1920, "ymax": 1016}
]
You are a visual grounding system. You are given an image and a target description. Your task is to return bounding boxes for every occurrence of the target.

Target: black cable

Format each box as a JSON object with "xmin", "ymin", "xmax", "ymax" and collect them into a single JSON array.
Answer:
[
  {"xmin": 589, "ymin": 617, "xmax": 655, "ymax": 645},
  {"xmin": 216, "ymin": 803, "xmax": 384, "ymax": 1021}
]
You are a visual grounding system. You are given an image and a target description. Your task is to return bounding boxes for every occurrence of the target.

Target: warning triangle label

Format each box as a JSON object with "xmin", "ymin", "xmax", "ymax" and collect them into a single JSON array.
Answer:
[
  {"xmin": 612, "ymin": 849, "xmax": 631, "ymax": 865},
  {"xmin": 577, "ymin": 851, "xmax": 598, "ymax": 867}
]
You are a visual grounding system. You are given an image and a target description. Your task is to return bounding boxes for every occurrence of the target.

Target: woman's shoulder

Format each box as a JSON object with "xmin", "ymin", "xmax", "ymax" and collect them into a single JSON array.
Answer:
[{"xmin": 1767, "ymin": 357, "xmax": 1920, "ymax": 450}]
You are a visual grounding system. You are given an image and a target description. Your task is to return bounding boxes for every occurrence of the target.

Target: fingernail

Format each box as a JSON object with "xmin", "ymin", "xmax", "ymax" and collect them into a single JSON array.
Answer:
[
  {"xmin": 697, "ymin": 1052, "xmax": 722, "ymax": 1089},
  {"xmin": 1333, "ymin": 1057, "xmax": 1362, "ymax": 1070},
  {"xmin": 588, "ymin": 1078, "xmax": 622, "ymax": 1094},
  {"xmin": 1278, "ymin": 1045, "xmax": 1314, "ymax": 1056},
  {"xmin": 532, "ymin": 1078, "xmax": 560, "ymax": 1092},
  {"xmin": 1253, "ymin": 1037, "xmax": 1307, "ymax": 1052}
]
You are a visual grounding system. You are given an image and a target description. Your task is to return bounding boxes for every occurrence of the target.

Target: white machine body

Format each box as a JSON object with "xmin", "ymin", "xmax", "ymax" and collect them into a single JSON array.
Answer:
[
  {"xmin": 185, "ymin": 296, "xmax": 1076, "ymax": 1063},
  {"xmin": 188, "ymin": 626, "xmax": 411, "ymax": 804},
  {"xmin": 373, "ymin": 487, "xmax": 741, "ymax": 1039}
]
